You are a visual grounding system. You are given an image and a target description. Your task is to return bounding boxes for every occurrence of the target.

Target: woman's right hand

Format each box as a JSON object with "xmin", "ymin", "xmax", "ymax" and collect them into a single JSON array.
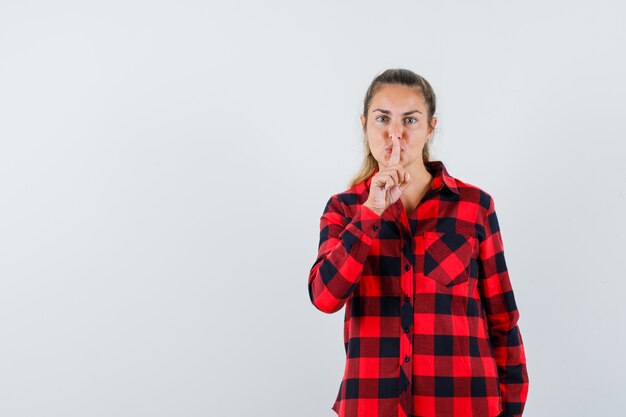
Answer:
[{"xmin": 363, "ymin": 136, "xmax": 413, "ymax": 216}]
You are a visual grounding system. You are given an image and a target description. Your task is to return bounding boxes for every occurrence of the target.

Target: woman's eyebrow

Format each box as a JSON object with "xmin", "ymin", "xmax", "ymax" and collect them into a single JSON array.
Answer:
[{"xmin": 372, "ymin": 108, "xmax": 423, "ymax": 115}]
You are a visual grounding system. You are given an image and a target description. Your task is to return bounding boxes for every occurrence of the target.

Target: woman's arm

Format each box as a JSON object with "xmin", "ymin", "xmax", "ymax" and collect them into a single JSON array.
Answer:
[
  {"xmin": 477, "ymin": 195, "xmax": 530, "ymax": 417},
  {"xmin": 308, "ymin": 195, "xmax": 382, "ymax": 314}
]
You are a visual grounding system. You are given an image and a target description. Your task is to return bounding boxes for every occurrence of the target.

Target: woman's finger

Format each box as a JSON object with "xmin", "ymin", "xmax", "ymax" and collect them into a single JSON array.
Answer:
[{"xmin": 389, "ymin": 136, "xmax": 401, "ymax": 165}]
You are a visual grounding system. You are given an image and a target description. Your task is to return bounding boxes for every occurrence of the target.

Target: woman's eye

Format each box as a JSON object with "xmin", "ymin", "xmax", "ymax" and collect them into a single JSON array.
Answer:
[{"xmin": 375, "ymin": 116, "xmax": 417, "ymax": 124}]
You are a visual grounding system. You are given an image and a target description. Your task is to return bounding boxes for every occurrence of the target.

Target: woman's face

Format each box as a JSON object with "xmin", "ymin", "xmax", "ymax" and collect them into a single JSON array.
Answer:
[{"xmin": 360, "ymin": 84, "xmax": 437, "ymax": 170}]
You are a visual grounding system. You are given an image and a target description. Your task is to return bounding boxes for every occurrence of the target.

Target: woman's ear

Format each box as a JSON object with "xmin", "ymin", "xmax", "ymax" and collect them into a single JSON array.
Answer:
[
  {"xmin": 430, "ymin": 116, "xmax": 438, "ymax": 132},
  {"xmin": 428, "ymin": 116, "xmax": 438, "ymax": 139},
  {"xmin": 360, "ymin": 114, "xmax": 366, "ymax": 131}
]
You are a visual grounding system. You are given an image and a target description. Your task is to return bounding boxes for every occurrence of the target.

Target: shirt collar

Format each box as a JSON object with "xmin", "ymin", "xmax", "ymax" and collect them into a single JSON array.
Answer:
[{"xmin": 364, "ymin": 160, "xmax": 460, "ymax": 196}]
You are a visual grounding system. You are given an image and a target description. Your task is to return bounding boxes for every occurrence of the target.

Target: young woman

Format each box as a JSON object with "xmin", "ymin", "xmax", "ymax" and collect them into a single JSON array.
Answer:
[{"xmin": 308, "ymin": 69, "xmax": 529, "ymax": 417}]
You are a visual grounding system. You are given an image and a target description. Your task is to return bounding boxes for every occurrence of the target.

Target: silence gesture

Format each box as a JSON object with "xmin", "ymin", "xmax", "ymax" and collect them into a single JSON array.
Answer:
[{"xmin": 363, "ymin": 136, "xmax": 413, "ymax": 216}]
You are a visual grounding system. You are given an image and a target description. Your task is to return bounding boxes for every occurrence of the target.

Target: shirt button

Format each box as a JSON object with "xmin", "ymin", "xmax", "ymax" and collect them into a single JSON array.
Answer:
[
  {"xmin": 404, "ymin": 264, "xmax": 411, "ymax": 271},
  {"xmin": 404, "ymin": 355, "xmax": 410, "ymax": 362},
  {"xmin": 372, "ymin": 225, "xmax": 379, "ymax": 231},
  {"xmin": 403, "ymin": 326, "xmax": 410, "ymax": 333},
  {"xmin": 404, "ymin": 296, "xmax": 410, "ymax": 303}
]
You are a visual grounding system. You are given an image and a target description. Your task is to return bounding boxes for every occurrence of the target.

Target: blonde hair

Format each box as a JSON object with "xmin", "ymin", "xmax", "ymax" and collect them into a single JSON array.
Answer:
[{"xmin": 349, "ymin": 68, "xmax": 437, "ymax": 188}]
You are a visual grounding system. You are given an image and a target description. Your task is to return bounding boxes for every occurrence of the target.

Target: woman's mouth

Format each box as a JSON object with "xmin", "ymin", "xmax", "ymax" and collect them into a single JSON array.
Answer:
[{"xmin": 386, "ymin": 148, "xmax": 404, "ymax": 154}]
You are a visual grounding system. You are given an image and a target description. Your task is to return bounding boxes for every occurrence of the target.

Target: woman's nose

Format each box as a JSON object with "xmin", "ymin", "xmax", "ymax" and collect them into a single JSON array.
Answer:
[
  {"xmin": 388, "ymin": 132, "xmax": 403, "ymax": 142},
  {"xmin": 388, "ymin": 122, "xmax": 404, "ymax": 139}
]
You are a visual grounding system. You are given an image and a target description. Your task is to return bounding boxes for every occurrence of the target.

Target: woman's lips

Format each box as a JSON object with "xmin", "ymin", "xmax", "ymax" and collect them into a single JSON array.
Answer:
[{"xmin": 386, "ymin": 148, "xmax": 404, "ymax": 153}]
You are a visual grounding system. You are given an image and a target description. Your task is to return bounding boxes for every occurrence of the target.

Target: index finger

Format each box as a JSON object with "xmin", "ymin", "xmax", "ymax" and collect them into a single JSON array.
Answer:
[{"xmin": 389, "ymin": 136, "xmax": 401, "ymax": 165}]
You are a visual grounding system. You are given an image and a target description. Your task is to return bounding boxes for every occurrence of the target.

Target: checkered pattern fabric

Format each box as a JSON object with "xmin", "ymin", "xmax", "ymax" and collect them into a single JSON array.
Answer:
[{"xmin": 308, "ymin": 160, "xmax": 529, "ymax": 417}]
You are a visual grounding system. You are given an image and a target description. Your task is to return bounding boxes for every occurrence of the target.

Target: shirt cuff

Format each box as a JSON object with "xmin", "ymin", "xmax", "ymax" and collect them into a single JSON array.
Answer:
[{"xmin": 353, "ymin": 204, "xmax": 382, "ymax": 240}]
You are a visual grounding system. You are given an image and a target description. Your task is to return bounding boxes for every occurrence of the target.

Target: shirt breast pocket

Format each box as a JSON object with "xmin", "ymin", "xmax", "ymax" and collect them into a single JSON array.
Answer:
[{"xmin": 423, "ymin": 231, "xmax": 476, "ymax": 287}]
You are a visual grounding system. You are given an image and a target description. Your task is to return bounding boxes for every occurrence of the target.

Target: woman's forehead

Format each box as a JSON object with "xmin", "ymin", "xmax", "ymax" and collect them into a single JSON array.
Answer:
[{"xmin": 371, "ymin": 84, "xmax": 426, "ymax": 111}]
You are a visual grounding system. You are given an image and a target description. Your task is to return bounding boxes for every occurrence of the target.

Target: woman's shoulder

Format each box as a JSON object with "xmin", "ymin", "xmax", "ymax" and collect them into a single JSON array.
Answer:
[
  {"xmin": 318, "ymin": 178, "xmax": 372, "ymax": 220},
  {"xmin": 450, "ymin": 176, "xmax": 500, "ymax": 224},
  {"xmin": 322, "ymin": 186, "xmax": 365, "ymax": 215}
]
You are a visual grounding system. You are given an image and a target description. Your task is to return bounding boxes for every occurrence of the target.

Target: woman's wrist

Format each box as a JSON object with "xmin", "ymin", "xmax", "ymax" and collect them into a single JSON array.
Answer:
[{"xmin": 363, "ymin": 201, "xmax": 384, "ymax": 216}]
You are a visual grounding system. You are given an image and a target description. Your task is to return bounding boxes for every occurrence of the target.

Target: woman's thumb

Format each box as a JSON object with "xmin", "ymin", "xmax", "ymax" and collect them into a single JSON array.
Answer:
[{"xmin": 398, "ymin": 172, "xmax": 412, "ymax": 192}]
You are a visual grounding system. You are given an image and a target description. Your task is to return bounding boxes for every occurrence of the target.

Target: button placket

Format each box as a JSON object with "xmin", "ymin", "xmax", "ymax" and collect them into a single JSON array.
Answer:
[{"xmin": 399, "ymin": 226, "xmax": 414, "ymax": 389}]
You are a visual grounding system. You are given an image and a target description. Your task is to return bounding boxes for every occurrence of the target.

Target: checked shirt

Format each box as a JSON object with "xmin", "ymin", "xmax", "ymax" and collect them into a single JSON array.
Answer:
[{"xmin": 308, "ymin": 160, "xmax": 529, "ymax": 417}]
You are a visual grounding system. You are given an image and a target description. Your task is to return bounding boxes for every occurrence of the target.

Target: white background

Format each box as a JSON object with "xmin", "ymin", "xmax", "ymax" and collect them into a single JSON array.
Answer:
[{"xmin": 1, "ymin": 1, "xmax": 625, "ymax": 416}]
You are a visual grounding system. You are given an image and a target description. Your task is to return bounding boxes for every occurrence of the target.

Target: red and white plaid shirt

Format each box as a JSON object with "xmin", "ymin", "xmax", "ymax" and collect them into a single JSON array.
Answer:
[{"xmin": 308, "ymin": 160, "xmax": 529, "ymax": 417}]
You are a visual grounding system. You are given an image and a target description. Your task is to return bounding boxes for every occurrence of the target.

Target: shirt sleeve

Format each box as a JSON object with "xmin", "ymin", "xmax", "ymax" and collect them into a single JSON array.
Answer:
[
  {"xmin": 308, "ymin": 195, "xmax": 382, "ymax": 314},
  {"xmin": 477, "ymin": 195, "xmax": 529, "ymax": 417}
]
